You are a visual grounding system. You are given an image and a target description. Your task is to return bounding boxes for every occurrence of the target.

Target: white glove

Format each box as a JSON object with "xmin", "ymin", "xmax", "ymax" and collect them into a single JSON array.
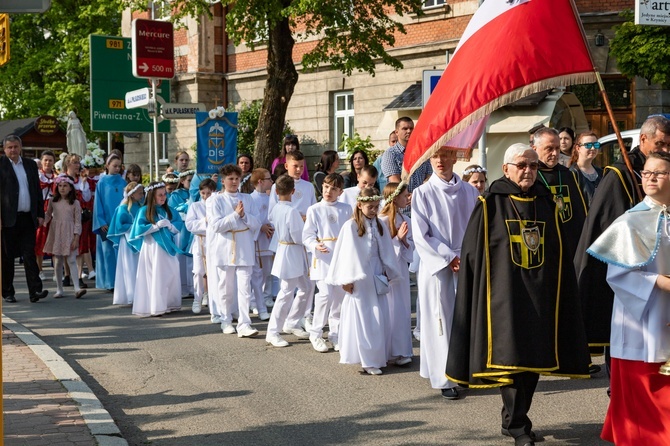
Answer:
[
  {"xmin": 156, "ymin": 219, "xmax": 171, "ymax": 228},
  {"xmin": 168, "ymin": 224, "xmax": 179, "ymax": 234}
]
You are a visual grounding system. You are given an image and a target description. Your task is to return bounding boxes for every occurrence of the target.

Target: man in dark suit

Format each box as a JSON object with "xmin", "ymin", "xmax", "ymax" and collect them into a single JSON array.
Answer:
[{"xmin": 1, "ymin": 134, "xmax": 49, "ymax": 303}]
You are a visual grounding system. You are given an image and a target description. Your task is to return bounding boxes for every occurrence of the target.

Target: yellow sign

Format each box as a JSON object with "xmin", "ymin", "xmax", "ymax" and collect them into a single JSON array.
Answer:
[
  {"xmin": 0, "ymin": 14, "xmax": 9, "ymax": 67},
  {"xmin": 108, "ymin": 99, "xmax": 124, "ymax": 109},
  {"xmin": 105, "ymin": 39, "xmax": 124, "ymax": 50}
]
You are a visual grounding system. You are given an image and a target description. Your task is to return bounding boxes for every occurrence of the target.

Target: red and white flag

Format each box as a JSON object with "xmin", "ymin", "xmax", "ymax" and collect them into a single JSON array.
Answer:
[{"xmin": 403, "ymin": 0, "xmax": 596, "ymax": 176}]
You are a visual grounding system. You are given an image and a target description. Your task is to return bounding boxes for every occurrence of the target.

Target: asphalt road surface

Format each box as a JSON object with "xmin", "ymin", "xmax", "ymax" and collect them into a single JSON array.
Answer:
[{"xmin": 3, "ymin": 266, "xmax": 610, "ymax": 446}]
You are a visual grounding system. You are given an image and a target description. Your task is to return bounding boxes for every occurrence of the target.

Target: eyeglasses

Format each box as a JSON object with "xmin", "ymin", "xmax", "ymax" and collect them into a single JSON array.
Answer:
[
  {"xmin": 506, "ymin": 162, "xmax": 539, "ymax": 171},
  {"xmin": 640, "ymin": 170, "xmax": 670, "ymax": 179},
  {"xmin": 263, "ymin": 177, "xmax": 273, "ymax": 182},
  {"xmin": 579, "ymin": 142, "xmax": 601, "ymax": 150}
]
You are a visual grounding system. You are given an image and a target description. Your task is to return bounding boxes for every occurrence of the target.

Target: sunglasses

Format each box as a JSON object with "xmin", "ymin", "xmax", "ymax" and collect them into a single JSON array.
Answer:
[
  {"xmin": 506, "ymin": 162, "xmax": 539, "ymax": 171},
  {"xmin": 579, "ymin": 142, "xmax": 601, "ymax": 150}
]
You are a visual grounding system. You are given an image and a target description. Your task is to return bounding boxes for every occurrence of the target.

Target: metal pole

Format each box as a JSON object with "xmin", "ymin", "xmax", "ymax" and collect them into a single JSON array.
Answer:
[
  {"xmin": 149, "ymin": 133, "xmax": 154, "ymax": 181},
  {"xmin": 107, "ymin": 132, "xmax": 113, "ymax": 156},
  {"xmin": 152, "ymin": 79, "xmax": 159, "ymax": 180},
  {"xmin": 477, "ymin": 0, "xmax": 487, "ymax": 170}
]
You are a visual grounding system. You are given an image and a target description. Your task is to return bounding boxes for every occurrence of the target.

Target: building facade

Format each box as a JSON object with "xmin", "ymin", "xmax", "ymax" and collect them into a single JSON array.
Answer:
[{"xmin": 121, "ymin": 0, "xmax": 665, "ymax": 175}]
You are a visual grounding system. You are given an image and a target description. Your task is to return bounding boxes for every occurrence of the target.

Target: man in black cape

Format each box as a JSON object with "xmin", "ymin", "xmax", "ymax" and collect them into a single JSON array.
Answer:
[
  {"xmin": 574, "ymin": 115, "xmax": 670, "ymax": 356},
  {"xmin": 446, "ymin": 144, "xmax": 590, "ymax": 446}
]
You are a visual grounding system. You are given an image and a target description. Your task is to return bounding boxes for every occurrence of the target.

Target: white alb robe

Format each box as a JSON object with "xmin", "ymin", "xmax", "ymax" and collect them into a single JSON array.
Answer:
[
  {"xmin": 411, "ymin": 173, "xmax": 479, "ymax": 389},
  {"xmin": 185, "ymin": 200, "xmax": 207, "ymax": 303},
  {"xmin": 268, "ymin": 178, "xmax": 316, "ymax": 218}
]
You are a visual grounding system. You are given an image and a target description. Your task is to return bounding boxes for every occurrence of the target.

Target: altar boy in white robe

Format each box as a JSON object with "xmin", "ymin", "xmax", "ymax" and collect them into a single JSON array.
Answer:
[
  {"xmin": 250, "ymin": 168, "xmax": 274, "ymax": 319},
  {"xmin": 185, "ymin": 178, "xmax": 216, "ymax": 314},
  {"xmin": 302, "ymin": 173, "xmax": 352, "ymax": 352},
  {"xmin": 338, "ymin": 165, "xmax": 378, "ymax": 211},
  {"xmin": 266, "ymin": 175, "xmax": 310, "ymax": 347},
  {"xmin": 411, "ymin": 146, "xmax": 479, "ymax": 399},
  {"xmin": 208, "ymin": 164, "xmax": 261, "ymax": 338}
]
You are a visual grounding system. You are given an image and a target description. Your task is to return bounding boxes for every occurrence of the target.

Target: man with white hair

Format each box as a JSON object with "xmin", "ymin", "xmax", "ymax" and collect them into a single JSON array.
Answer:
[{"xmin": 446, "ymin": 144, "xmax": 590, "ymax": 446}]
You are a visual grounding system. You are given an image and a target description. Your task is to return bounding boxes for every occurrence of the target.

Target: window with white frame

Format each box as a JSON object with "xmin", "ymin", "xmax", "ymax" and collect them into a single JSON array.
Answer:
[
  {"xmin": 423, "ymin": 0, "xmax": 446, "ymax": 9},
  {"xmin": 333, "ymin": 91, "xmax": 354, "ymax": 153}
]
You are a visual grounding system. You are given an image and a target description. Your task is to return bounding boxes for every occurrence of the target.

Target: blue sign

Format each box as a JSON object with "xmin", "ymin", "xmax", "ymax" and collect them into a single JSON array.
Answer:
[{"xmin": 195, "ymin": 111, "xmax": 238, "ymax": 174}]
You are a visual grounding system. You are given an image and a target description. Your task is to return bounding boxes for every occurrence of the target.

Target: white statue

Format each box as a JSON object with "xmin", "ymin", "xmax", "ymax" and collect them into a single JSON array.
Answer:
[{"xmin": 66, "ymin": 111, "xmax": 87, "ymax": 157}]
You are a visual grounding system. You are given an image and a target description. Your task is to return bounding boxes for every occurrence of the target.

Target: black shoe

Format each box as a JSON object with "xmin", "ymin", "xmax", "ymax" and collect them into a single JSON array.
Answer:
[
  {"xmin": 441, "ymin": 388, "xmax": 459, "ymax": 400},
  {"xmin": 30, "ymin": 290, "xmax": 48, "ymax": 302},
  {"xmin": 78, "ymin": 278, "xmax": 88, "ymax": 289},
  {"xmin": 589, "ymin": 364, "xmax": 601, "ymax": 374},
  {"xmin": 514, "ymin": 434, "xmax": 535, "ymax": 446},
  {"xmin": 62, "ymin": 276, "xmax": 72, "ymax": 287},
  {"xmin": 4, "ymin": 295, "xmax": 16, "ymax": 303},
  {"xmin": 502, "ymin": 429, "xmax": 542, "ymax": 442}
]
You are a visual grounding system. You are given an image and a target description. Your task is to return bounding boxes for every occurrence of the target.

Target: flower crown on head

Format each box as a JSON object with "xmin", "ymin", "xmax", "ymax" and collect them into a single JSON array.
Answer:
[
  {"xmin": 123, "ymin": 183, "xmax": 144, "ymax": 199},
  {"xmin": 385, "ymin": 181, "xmax": 407, "ymax": 203},
  {"xmin": 179, "ymin": 169, "xmax": 196, "ymax": 178},
  {"xmin": 146, "ymin": 182, "xmax": 166, "ymax": 192},
  {"xmin": 54, "ymin": 174, "xmax": 74, "ymax": 186},
  {"xmin": 161, "ymin": 174, "xmax": 180, "ymax": 184},
  {"xmin": 357, "ymin": 194, "xmax": 383, "ymax": 203},
  {"xmin": 463, "ymin": 166, "xmax": 487, "ymax": 176}
]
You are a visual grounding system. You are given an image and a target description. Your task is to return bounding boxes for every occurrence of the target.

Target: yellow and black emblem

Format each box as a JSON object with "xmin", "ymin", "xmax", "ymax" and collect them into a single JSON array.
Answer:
[
  {"xmin": 547, "ymin": 185, "xmax": 572, "ymax": 223},
  {"xmin": 505, "ymin": 220, "xmax": 545, "ymax": 269}
]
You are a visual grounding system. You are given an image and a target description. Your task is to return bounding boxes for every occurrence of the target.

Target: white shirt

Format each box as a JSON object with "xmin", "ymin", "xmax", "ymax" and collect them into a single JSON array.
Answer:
[
  {"xmin": 302, "ymin": 200, "xmax": 353, "ymax": 280},
  {"xmin": 268, "ymin": 178, "xmax": 316, "ymax": 217},
  {"xmin": 269, "ymin": 201, "xmax": 307, "ymax": 280},
  {"xmin": 10, "ymin": 157, "xmax": 31, "ymax": 212}
]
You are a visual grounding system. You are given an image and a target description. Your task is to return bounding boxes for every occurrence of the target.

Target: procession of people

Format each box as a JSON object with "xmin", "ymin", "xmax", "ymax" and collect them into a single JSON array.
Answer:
[{"xmin": 2, "ymin": 114, "xmax": 670, "ymax": 446}]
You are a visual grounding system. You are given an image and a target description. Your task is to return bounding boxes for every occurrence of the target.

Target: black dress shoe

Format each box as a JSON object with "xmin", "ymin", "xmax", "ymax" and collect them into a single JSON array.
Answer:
[
  {"xmin": 589, "ymin": 364, "xmax": 601, "ymax": 374},
  {"xmin": 441, "ymin": 387, "xmax": 460, "ymax": 400},
  {"xmin": 502, "ymin": 429, "xmax": 542, "ymax": 442},
  {"xmin": 4, "ymin": 295, "xmax": 16, "ymax": 303},
  {"xmin": 62, "ymin": 276, "xmax": 72, "ymax": 287},
  {"xmin": 78, "ymin": 278, "xmax": 88, "ymax": 289},
  {"xmin": 30, "ymin": 290, "xmax": 48, "ymax": 302}
]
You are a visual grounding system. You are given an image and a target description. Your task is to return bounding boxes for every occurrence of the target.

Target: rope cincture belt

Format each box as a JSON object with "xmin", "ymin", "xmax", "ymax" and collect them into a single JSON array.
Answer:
[
  {"xmin": 313, "ymin": 237, "xmax": 337, "ymax": 268},
  {"xmin": 230, "ymin": 228, "xmax": 250, "ymax": 264}
]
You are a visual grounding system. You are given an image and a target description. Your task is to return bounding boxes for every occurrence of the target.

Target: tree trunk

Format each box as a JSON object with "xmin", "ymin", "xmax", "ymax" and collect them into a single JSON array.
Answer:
[{"xmin": 254, "ymin": 14, "xmax": 299, "ymax": 172}]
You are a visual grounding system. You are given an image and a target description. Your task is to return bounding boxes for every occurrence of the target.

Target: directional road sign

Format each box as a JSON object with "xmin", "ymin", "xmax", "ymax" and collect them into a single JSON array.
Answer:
[
  {"xmin": 132, "ymin": 19, "xmax": 175, "ymax": 79},
  {"xmin": 89, "ymin": 35, "xmax": 170, "ymax": 133},
  {"xmin": 162, "ymin": 103, "xmax": 206, "ymax": 119},
  {"xmin": 125, "ymin": 87, "xmax": 151, "ymax": 109}
]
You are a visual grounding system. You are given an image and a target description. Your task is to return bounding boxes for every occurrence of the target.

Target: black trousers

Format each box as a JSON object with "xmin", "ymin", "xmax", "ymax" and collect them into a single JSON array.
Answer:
[
  {"xmin": 2, "ymin": 212, "xmax": 43, "ymax": 298},
  {"xmin": 500, "ymin": 371, "xmax": 540, "ymax": 438}
]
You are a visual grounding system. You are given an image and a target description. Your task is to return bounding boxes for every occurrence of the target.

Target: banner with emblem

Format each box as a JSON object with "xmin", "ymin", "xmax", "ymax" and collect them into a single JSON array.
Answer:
[{"xmin": 195, "ymin": 111, "xmax": 238, "ymax": 174}]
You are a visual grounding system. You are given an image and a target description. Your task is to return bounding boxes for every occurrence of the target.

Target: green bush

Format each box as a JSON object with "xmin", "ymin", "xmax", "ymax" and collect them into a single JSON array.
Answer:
[{"xmin": 339, "ymin": 132, "xmax": 382, "ymax": 163}]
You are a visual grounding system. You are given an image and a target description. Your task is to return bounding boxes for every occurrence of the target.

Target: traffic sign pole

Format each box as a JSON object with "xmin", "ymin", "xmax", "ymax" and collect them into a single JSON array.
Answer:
[{"xmin": 152, "ymin": 79, "xmax": 159, "ymax": 181}]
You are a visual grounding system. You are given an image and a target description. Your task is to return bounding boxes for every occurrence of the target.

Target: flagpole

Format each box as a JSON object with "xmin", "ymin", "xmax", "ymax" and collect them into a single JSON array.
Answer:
[{"xmin": 568, "ymin": 0, "xmax": 642, "ymax": 201}]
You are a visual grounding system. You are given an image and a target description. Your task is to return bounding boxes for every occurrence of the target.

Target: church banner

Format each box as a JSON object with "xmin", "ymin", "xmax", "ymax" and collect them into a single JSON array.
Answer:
[{"xmin": 195, "ymin": 111, "xmax": 238, "ymax": 174}]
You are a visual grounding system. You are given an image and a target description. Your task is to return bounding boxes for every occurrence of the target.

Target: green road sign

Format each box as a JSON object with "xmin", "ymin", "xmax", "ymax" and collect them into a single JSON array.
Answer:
[{"xmin": 89, "ymin": 35, "xmax": 170, "ymax": 133}]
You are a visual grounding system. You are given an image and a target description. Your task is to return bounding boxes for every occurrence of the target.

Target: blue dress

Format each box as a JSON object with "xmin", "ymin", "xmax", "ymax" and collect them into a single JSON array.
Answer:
[{"xmin": 93, "ymin": 173, "xmax": 126, "ymax": 289}]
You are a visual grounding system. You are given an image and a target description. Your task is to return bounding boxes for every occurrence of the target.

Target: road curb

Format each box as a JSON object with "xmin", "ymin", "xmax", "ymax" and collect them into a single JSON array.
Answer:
[{"xmin": 2, "ymin": 314, "xmax": 128, "ymax": 446}]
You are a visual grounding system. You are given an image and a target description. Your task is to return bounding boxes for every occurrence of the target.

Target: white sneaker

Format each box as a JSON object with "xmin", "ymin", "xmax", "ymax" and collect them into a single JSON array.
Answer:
[
  {"xmin": 310, "ymin": 336, "xmax": 329, "ymax": 353},
  {"xmin": 210, "ymin": 315, "xmax": 222, "ymax": 324},
  {"xmin": 395, "ymin": 356, "xmax": 412, "ymax": 366},
  {"xmin": 333, "ymin": 342, "xmax": 340, "ymax": 352},
  {"xmin": 413, "ymin": 331, "xmax": 421, "ymax": 342},
  {"xmin": 39, "ymin": 272, "xmax": 46, "ymax": 281},
  {"xmin": 221, "ymin": 321, "xmax": 236, "ymax": 334},
  {"xmin": 87, "ymin": 270, "xmax": 96, "ymax": 279},
  {"xmin": 237, "ymin": 325, "xmax": 259, "ymax": 338},
  {"xmin": 202, "ymin": 292, "xmax": 209, "ymax": 307},
  {"xmin": 251, "ymin": 307, "xmax": 259, "ymax": 315},
  {"xmin": 259, "ymin": 311, "xmax": 271, "ymax": 321},
  {"xmin": 365, "ymin": 367, "xmax": 382, "ymax": 375},
  {"xmin": 303, "ymin": 317, "xmax": 313, "ymax": 332},
  {"xmin": 283, "ymin": 326, "xmax": 310, "ymax": 339},
  {"xmin": 192, "ymin": 301, "xmax": 202, "ymax": 314},
  {"xmin": 264, "ymin": 297, "xmax": 275, "ymax": 308},
  {"xmin": 81, "ymin": 272, "xmax": 88, "ymax": 279},
  {"xmin": 266, "ymin": 334, "xmax": 289, "ymax": 347}
]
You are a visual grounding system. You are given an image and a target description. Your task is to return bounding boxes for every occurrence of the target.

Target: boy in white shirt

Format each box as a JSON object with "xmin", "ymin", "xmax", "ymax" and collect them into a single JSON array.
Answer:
[
  {"xmin": 339, "ymin": 165, "xmax": 378, "ymax": 211},
  {"xmin": 185, "ymin": 178, "xmax": 216, "ymax": 314},
  {"xmin": 302, "ymin": 173, "xmax": 352, "ymax": 352},
  {"xmin": 208, "ymin": 164, "xmax": 261, "ymax": 338},
  {"xmin": 249, "ymin": 168, "xmax": 273, "ymax": 320},
  {"xmin": 266, "ymin": 175, "xmax": 310, "ymax": 347}
]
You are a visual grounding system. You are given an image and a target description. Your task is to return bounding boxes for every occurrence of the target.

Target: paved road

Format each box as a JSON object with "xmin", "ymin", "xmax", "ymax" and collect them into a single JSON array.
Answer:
[{"xmin": 3, "ymin": 266, "xmax": 611, "ymax": 446}]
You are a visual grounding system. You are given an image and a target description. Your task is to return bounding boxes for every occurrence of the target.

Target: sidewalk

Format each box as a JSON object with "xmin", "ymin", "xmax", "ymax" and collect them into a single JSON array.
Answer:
[{"xmin": 3, "ymin": 315, "xmax": 127, "ymax": 446}]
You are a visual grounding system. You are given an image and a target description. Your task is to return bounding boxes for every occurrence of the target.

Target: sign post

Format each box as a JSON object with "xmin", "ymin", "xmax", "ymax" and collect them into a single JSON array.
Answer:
[{"xmin": 132, "ymin": 18, "xmax": 175, "ymax": 180}]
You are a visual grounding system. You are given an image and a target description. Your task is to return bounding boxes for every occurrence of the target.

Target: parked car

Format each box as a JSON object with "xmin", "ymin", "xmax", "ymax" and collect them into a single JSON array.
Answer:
[{"xmin": 597, "ymin": 128, "xmax": 640, "ymax": 167}]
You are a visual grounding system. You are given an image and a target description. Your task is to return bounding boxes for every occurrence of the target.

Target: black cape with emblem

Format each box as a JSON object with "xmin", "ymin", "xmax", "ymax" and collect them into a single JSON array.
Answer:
[
  {"xmin": 446, "ymin": 177, "xmax": 590, "ymax": 388},
  {"xmin": 536, "ymin": 162, "xmax": 587, "ymax": 259},
  {"xmin": 573, "ymin": 147, "xmax": 646, "ymax": 347}
]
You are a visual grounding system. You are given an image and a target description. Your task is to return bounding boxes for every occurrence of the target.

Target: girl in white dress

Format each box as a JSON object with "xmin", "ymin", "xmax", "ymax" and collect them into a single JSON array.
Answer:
[
  {"xmin": 108, "ymin": 182, "xmax": 144, "ymax": 305},
  {"xmin": 43, "ymin": 174, "xmax": 86, "ymax": 299},
  {"xmin": 379, "ymin": 182, "xmax": 414, "ymax": 365},
  {"xmin": 129, "ymin": 182, "xmax": 185, "ymax": 317},
  {"xmin": 326, "ymin": 187, "xmax": 401, "ymax": 375}
]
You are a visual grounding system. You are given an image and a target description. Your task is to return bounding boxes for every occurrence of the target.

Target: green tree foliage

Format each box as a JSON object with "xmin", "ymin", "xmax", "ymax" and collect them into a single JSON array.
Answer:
[
  {"xmin": 0, "ymin": 0, "xmax": 123, "ymax": 134},
  {"xmin": 610, "ymin": 10, "xmax": 670, "ymax": 86},
  {"xmin": 123, "ymin": 0, "xmax": 424, "ymax": 169}
]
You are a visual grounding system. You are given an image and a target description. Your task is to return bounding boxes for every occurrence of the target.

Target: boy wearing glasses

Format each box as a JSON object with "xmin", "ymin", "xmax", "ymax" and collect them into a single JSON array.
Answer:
[{"xmin": 531, "ymin": 127, "xmax": 587, "ymax": 258}]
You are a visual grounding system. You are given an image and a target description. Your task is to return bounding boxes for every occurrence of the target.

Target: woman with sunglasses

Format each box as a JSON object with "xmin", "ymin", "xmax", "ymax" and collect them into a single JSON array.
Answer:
[{"xmin": 569, "ymin": 132, "xmax": 603, "ymax": 209}]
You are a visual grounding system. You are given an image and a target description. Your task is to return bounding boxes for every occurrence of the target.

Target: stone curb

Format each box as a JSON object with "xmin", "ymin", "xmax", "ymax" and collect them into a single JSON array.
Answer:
[{"xmin": 3, "ymin": 314, "xmax": 128, "ymax": 446}]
